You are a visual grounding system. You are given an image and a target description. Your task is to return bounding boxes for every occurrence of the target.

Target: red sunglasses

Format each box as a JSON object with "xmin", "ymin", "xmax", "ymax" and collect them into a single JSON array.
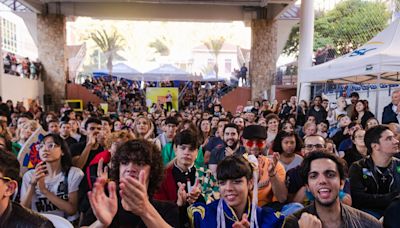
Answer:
[{"xmin": 245, "ymin": 139, "xmax": 266, "ymax": 148}]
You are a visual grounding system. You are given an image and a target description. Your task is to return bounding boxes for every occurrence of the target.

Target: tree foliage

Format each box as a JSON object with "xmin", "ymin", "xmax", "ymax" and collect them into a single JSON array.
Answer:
[
  {"xmin": 90, "ymin": 28, "xmax": 125, "ymax": 75},
  {"xmin": 283, "ymin": 0, "xmax": 390, "ymax": 56},
  {"xmin": 203, "ymin": 36, "xmax": 225, "ymax": 79},
  {"xmin": 149, "ymin": 36, "xmax": 170, "ymax": 56}
]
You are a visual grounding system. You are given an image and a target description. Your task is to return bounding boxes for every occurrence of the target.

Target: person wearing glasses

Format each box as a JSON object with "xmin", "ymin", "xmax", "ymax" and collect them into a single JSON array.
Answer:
[
  {"xmin": 0, "ymin": 149, "xmax": 54, "ymax": 227},
  {"xmin": 343, "ymin": 129, "xmax": 367, "ymax": 167},
  {"xmin": 20, "ymin": 133, "xmax": 84, "ymax": 224},
  {"xmin": 242, "ymin": 125, "xmax": 288, "ymax": 209}
]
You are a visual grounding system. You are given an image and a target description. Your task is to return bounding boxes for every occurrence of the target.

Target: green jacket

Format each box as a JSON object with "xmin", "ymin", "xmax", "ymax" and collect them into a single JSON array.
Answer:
[{"xmin": 161, "ymin": 142, "xmax": 204, "ymax": 168}]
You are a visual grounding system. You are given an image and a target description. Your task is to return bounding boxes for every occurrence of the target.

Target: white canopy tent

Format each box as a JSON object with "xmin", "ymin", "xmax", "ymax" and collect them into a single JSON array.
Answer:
[
  {"xmin": 300, "ymin": 18, "xmax": 400, "ymax": 84},
  {"xmin": 299, "ymin": 19, "xmax": 400, "ymax": 117},
  {"xmin": 142, "ymin": 64, "xmax": 201, "ymax": 81}
]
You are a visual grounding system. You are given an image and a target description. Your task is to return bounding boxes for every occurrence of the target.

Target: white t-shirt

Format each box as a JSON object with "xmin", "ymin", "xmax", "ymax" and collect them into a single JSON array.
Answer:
[
  {"xmin": 21, "ymin": 166, "xmax": 84, "ymax": 222},
  {"xmin": 280, "ymin": 154, "xmax": 304, "ymax": 172}
]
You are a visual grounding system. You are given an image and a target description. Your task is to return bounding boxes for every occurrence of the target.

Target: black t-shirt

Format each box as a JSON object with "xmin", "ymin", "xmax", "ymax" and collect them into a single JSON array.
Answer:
[
  {"xmin": 376, "ymin": 166, "xmax": 393, "ymax": 194},
  {"xmin": 81, "ymin": 199, "xmax": 179, "ymax": 227},
  {"xmin": 63, "ymin": 136, "xmax": 78, "ymax": 149},
  {"xmin": 286, "ymin": 165, "xmax": 304, "ymax": 194},
  {"xmin": 69, "ymin": 142, "xmax": 104, "ymax": 171}
]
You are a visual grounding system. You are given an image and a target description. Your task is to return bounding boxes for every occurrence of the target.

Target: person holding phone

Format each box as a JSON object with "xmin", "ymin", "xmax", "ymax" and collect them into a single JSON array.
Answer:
[{"xmin": 20, "ymin": 133, "xmax": 84, "ymax": 224}]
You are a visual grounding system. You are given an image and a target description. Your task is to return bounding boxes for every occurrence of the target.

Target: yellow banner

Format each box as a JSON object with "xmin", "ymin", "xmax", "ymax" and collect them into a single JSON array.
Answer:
[{"xmin": 146, "ymin": 88, "xmax": 179, "ymax": 111}]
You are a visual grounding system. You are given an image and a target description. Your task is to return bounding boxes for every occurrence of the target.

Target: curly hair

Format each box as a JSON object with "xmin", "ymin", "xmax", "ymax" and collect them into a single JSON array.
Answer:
[{"xmin": 110, "ymin": 139, "xmax": 164, "ymax": 197}]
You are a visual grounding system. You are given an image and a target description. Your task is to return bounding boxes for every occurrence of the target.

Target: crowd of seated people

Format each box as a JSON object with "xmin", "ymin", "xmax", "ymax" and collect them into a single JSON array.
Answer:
[
  {"xmin": 1, "ymin": 89, "xmax": 400, "ymax": 227},
  {"xmin": 3, "ymin": 52, "xmax": 42, "ymax": 80},
  {"xmin": 80, "ymin": 76, "xmax": 230, "ymax": 113}
]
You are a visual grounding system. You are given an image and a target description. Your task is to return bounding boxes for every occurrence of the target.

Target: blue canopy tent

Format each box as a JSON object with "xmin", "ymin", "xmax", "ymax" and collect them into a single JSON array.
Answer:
[{"xmin": 92, "ymin": 63, "xmax": 142, "ymax": 81}]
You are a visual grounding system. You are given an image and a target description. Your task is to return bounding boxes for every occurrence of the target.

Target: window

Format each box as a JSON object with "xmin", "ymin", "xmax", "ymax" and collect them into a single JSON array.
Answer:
[
  {"xmin": 224, "ymin": 59, "xmax": 231, "ymax": 74},
  {"xmin": 1, "ymin": 18, "xmax": 17, "ymax": 53}
]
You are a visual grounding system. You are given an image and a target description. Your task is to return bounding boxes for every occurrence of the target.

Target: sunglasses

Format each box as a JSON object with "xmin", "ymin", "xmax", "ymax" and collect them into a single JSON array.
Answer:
[
  {"xmin": 36, "ymin": 142, "xmax": 59, "ymax": 151},
  {"xmin": 245, "ymin": 139, "xmax": 266, "ymax": 148}
]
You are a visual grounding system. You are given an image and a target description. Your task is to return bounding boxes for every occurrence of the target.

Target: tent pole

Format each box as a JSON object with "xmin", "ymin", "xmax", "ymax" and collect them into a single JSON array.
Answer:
[{"xmin": 375, "ymin": 74, "xmax": 381, "ymax": 117}]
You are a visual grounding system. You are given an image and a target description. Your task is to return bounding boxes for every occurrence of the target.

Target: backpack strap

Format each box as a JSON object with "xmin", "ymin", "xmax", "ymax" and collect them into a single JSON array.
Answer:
[{"xmin": 63, "ymin": 168, "xmax": 70, "ymax": 219}]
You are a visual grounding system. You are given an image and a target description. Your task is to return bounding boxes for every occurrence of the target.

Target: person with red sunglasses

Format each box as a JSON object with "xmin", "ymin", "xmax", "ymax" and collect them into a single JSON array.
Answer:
[{"xmin": 242, "ymin": 125, "xmax": 288, "ymax": 209}]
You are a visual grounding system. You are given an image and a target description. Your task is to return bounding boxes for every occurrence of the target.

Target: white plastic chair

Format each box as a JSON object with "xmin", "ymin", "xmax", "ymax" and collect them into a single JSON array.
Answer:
[{"xmin": 41, "ymin": 213, "xmax": 74, "ymax": 228}]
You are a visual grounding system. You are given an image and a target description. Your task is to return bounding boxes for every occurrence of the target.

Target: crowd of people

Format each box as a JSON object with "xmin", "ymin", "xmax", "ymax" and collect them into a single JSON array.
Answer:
[
  {"xmin": 3, "ymin": 52, "xmax": 42, "ymax": 80},
  {"xmin": 1, "ymin": 87, "xmax": 400, "ymax": 227},
  {"xmin": 81, "ymin": 76, "xmax": 230, "ymax": 113}
]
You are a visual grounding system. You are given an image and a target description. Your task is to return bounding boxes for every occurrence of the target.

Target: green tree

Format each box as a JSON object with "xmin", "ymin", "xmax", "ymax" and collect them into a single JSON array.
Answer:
[
  {"xmin": 283, "ymin": 0, "xmax": 390, "ymax": 56},
  {"xmin": 89, "ymin": 28, "xmax": 125, "ymax": 76},
  {"xmin": 149, "ymin": 36, "xmax": 170, "ymax": 56},
  {"xmin": 203, "ymin": 36, "xmax": 225, "ymax": 79}
]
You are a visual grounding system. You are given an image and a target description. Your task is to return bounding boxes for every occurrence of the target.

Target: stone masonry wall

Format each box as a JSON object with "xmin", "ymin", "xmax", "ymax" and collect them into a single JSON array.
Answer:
[
  {"xmin": 37, "ymin": 14, "xmax": 66, "ymax": 111},
  {"xmin": 250, "ymin": 19, "xmax": 277, "ymax": 101}
]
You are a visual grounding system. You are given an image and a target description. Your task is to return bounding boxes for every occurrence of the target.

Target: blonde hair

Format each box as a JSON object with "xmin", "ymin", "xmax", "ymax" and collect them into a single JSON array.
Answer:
[
  {"xmin": 132, "ymin": 116, "xmax": 153, "ymax": 138},
  {"xmin": 16, "ymin": 120, "xmax": 40, "ymax": 141},
  {"xmin": 104, "ymin": 130, "xmax": 133, "ymax": 149}
]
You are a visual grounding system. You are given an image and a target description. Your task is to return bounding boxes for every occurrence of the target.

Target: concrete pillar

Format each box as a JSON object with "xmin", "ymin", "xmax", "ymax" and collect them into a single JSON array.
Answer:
[
  {"xmin": 37, "ymin": 14, "xmax": 67, "ymax": 111},
  {"xmin": 297, "ymin": 0, "xmax": 314, "ymax": 101},
  {"xmin": 250, "ymin": 19, "xmax": 277, "ymax": 101}
]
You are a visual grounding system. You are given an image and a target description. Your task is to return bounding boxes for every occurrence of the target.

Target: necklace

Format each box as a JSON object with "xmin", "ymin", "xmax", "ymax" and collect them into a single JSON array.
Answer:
[{"xmin": 375, "ymin": 167, "xmax": 389, "ymax": 183}]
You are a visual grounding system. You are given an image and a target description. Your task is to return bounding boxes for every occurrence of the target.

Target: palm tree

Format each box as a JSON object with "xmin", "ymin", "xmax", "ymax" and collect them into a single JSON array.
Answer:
[
  {"xmin": 149, "ymin": 36, "xmax": 170, "ymax": 56},
  {"xmin": 90, "ymin": 28, "xmax": 125, "ymax": 77},
  {"xmin": 203, "ymin": 36, "xmax": 225, "ymax": 79}
]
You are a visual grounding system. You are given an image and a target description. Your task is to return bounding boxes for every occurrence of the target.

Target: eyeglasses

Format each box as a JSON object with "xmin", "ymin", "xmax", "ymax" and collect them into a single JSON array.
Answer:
[
  {"xmin": 0, "ymin": 176, "xmax": 12, "ymax": 182},
  {"xmin": 245, "ymin": 140, "xmax": 266, "ymax": 148},
  {"xmin": 36, "ymin": 142, "xmax": 59, "ymax": 151},
  {"xmin": 304, "ymin": 144, "xmax": 325, "ymax": 150}
]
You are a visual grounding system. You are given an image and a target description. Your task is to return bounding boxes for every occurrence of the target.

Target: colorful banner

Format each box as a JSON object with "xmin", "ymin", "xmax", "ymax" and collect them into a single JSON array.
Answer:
[
  {"xmin": 146, "ymin": 88, "xmax": 179, "ymax": 111},
  {"xmin": 17, "ymin": 126, "xmax": 47, "ymax": 175}
]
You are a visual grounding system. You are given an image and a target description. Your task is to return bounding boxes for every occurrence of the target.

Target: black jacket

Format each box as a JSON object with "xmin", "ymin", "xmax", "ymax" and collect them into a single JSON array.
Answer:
[
  {"xmin": 306, "ymin": 106, "xmax": 327, "ymax": 124},
  {"xmin": 382, "ymin": 103, "xmax": 398, "ymax": 124},
  {"xmin": 0, "ymin": 201, "xmax": 54, "ymax": 228},
  {"xmin": 349, "ymin": 156, "xmax": 400, "ymax": 211}
]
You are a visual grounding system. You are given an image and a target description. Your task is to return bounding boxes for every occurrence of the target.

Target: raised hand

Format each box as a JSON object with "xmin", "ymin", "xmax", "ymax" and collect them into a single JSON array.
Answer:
[
  {"xmin": 88, "ymin": 177, "xmax": 118, "ymax": 227},
  {"xmin": 268, "ymin": 152, "xmax": 280, "ymax": 177},
  {"xmin": 97, "ymin": 158, "xmax": 109, "ymax": 180},
  {"xmin": 176, "ymin": 182, "xmax": 187, "ymax": 206},
  {"xmin": 187, "ymin": 179, "xmax": 201, "ymax": 205},
  {"xmin": 232, "ymin": 213, "xmax": 250, "ymax": 228},
  {"xmin": 298, "ymin": 213, "xmax": 322, "ymax": 228},
  {"xmin": 119, "ymin": 170, "xmax": 151, "ymax": 216},
  {"xmin": 31, "ymin": 161, "xmax": 47, "ymax": 186}
]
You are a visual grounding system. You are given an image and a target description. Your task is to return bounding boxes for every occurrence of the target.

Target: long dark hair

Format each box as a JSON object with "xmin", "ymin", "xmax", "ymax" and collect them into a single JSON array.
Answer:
[
  {"xmin": 272, "ymin": 131, "xmax": 303, "ymax": 154},
  {"xmin": 41, "ymin": 133, "xmax": 72, "ymax": 173}
]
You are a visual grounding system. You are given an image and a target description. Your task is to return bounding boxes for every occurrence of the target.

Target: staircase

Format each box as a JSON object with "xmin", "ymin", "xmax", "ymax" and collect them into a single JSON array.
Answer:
[
  {"xmin": 66, "ymin": 84, "xmax": 103, "ymax": 108},
  {"xmin": 221, "ymin": 87, "xmax": 251, "ymax": 113}
]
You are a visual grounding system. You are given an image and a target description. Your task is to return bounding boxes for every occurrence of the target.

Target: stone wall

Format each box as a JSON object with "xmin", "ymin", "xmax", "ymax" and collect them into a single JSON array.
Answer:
[
  {"xmin": 250, "ymin": 19, "xmax": 277, "ymax": 101},
  {"xmin": 37, "ymin": 14, "xmax": 66, "ymax": 111}
]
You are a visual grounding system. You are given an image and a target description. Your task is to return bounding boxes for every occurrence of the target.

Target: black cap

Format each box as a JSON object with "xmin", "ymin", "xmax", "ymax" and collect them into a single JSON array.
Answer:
[{"xmin": 242, "ymin": 125, "xmax": 267, "ymax": 139}]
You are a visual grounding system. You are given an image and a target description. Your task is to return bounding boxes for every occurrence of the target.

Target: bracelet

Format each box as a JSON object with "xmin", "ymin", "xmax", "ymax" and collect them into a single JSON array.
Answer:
[{"xmin": 269, "ymin": 172, "xmax": 277, "ymax": 178}]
